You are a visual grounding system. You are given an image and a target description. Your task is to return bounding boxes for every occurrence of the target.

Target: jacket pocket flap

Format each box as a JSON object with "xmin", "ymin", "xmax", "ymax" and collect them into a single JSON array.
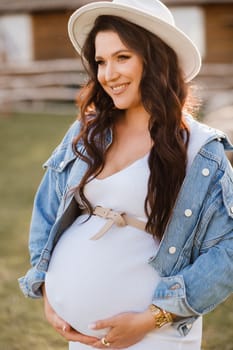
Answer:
[{"xmin": 43, "ymin": 144, "xmax": 76, "ymax": 173}]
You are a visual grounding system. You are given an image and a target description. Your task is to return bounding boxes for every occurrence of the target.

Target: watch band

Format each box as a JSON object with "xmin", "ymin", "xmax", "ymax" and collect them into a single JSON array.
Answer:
[{"xmin": 149, "ymin": 304, "xmax": 174, "ymax": 328}]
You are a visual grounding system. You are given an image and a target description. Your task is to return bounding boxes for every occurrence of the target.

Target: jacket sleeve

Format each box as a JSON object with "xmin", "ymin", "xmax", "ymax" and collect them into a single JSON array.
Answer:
[
  {"xmin": 18, "ymin": 120, "xmax": 81, "ymax": 298},
  {"xmin": 152, "ymin": 163, "xmax": 233, "ymax": 320}
]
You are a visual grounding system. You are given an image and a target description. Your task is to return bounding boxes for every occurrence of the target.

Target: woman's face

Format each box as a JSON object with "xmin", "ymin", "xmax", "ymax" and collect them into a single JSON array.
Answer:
[{"xmin": 95, "ymin": 30, "xmax": 144, "ymax": 111}]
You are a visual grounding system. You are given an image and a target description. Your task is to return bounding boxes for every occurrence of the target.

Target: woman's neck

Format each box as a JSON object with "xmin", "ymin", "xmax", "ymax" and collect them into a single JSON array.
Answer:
[{"xmin": 118, "ymin": 106, "xmax": 150, "ymax": 132}]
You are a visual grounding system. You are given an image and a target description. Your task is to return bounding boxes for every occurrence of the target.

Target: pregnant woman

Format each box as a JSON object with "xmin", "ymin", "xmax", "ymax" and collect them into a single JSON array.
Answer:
[{"xmin": 19, "ymin": 1, "xmax": 233, "ymax": 349}]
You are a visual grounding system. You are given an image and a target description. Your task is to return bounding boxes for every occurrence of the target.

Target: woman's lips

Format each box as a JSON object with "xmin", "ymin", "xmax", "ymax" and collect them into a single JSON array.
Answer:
[{"xmin": 110, "ymin": 83, "xmax": 129, "ymax": 95}]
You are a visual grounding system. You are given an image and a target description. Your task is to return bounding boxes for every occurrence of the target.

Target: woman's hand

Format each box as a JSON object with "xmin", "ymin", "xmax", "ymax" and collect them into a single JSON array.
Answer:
[
  {"xmin": 90, "ymin": 309, "xmax": 155, "ymax": 349},
  {"xmin": 41, "ymin": 284, "xmax": 99, "ymax": 345}
]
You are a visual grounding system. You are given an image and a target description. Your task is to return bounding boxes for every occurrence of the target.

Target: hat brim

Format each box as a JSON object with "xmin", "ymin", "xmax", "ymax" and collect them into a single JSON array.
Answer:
[{"xmin": 68, "ymin": 1, "xmax": 201, "ymax": 82}]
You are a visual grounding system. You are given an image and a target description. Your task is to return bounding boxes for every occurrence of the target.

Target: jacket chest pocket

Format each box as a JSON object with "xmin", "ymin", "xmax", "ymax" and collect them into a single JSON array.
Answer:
[{"xmin": 44, "ymin": 144, "xmax": 77, "ymax": 202}]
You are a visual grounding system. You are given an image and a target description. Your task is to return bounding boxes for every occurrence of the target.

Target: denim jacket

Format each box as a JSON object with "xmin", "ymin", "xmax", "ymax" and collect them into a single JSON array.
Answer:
[{"xmin": 18, "ymin": 116, "xmax": 233, "ymax": 336}]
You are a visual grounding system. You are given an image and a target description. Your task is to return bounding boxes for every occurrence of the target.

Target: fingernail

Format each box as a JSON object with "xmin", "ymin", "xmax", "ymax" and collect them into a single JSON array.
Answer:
[
  {"xmin": 62, "ymin": 325, "xmax": 67, "ymax": 332},
  {"xmin": 88, "ymin": 323, "xmax": 96, "ymax": 329}
]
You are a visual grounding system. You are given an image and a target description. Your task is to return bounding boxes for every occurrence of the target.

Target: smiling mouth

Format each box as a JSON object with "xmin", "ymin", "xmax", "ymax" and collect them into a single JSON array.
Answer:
[{"xmin": 111, "ymin": 83, "xmax": 129, "ymax": 94}]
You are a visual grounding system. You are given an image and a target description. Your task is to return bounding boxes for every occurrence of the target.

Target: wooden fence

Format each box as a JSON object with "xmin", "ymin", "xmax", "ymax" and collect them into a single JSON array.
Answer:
[
  {"xmin": 0, "ymin": 59, "xmax": 86, "ymax": 113},
  {"xmin": 0, "ymin": 59, "xmax": 232, "ymax": 114},
  {"xmin": 195, "ymin": 63, "xmax": 233, "ymax": 112}
]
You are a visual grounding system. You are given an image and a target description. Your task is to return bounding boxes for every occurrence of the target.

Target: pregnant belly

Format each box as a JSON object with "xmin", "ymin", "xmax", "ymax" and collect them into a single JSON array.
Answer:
[{"xmin": 45, "ymin": 215, "xmax": 160, "ymax": 338}]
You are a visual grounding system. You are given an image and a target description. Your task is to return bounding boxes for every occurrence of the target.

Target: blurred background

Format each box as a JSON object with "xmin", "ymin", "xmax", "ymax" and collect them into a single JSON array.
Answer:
[{"xmin": 0, "ymin": 1, "xmax": 233, "ymax": 349}]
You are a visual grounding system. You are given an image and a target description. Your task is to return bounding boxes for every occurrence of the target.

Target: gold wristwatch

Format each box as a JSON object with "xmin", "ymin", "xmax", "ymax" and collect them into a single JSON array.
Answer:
[{"xmin": 149, "ymin": 304, "xmax": 174, "ymax": 328}]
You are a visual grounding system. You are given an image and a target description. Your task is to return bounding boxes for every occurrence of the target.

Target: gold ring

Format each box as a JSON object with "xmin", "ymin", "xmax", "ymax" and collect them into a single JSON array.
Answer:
[{"xmin": 101, "ymin": 337, "xmax": 111, "ymax": 347}]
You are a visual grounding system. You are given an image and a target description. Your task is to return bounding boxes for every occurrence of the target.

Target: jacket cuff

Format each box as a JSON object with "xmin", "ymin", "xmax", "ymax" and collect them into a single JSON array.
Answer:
[
  {"xmin": 152, "ymin": 275, "xmax": 200, "ymax": 317},
  {"xmin": 18, "ymin": 266, "xmax": 45, "ymax": 298},
  {"xmin": 152, "ymin": 275, "xmax": 201, "ymax": 336}
]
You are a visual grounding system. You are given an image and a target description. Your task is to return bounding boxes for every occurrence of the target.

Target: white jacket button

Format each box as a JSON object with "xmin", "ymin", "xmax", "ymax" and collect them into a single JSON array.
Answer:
[
  {"xmin": 202, "ymin": 168, "xmax": 210, "ymax": 176},
  {"xmin": 59, "ymin": 161, "xmax": 65, "ymax": 168},
  {"xmin": 169, "ymin": 246, "xmax": 176, "ymax": 254},
  {"xmin": 184, "ymin": 209, "xmax": 192, "ymax": 217}
]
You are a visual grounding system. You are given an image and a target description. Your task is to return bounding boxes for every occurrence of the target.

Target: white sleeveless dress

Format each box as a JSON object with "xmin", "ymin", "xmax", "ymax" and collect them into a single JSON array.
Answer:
[{"xmin": 45, "ymin": 154, "xmax": 202, "ymax": 350}]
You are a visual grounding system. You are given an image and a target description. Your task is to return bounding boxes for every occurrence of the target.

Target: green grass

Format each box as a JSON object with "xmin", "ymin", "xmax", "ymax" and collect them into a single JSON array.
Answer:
[
  {"xmin": 0, "ymin": 112, "xmax": 75, "ymax": 350},
  {"xmin": 0, "ymin": 111, "xmax": 232, "ymax": 350}
]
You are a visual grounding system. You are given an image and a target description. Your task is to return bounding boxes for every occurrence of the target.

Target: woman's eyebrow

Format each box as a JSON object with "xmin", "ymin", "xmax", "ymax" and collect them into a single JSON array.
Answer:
[{"xmin": 95, "ymin": 49, "xmax": 131, "ymax": 60}]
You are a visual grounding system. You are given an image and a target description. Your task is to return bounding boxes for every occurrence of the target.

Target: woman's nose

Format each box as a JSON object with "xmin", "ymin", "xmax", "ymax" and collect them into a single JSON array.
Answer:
[{"xmin": 105, "ymin": 62, "xmax": 119, "ymax": 82}]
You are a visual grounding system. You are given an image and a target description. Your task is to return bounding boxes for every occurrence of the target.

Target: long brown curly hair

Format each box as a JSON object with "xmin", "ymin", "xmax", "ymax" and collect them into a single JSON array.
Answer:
[{"xmin": 72, "ymin": 15, "xmax": 190, "ymax": 240}]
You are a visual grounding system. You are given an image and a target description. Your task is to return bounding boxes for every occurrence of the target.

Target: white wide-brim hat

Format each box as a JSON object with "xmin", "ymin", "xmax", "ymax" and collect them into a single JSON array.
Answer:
[{"xmin": 68, "ymin": 0, "xmax": 201, "ymax": 82}]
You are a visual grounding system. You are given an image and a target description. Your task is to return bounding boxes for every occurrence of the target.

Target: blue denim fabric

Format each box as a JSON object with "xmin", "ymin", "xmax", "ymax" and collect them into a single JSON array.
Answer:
[{"xmin": 18, "ymin": 117, "xmax": 233, "ymax": 336}]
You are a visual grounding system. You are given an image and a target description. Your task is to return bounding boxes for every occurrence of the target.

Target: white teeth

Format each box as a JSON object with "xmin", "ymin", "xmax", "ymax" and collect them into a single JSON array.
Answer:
[{"xmin": 112, "ymin": 84, "xmax": 127, "ymax": 92}]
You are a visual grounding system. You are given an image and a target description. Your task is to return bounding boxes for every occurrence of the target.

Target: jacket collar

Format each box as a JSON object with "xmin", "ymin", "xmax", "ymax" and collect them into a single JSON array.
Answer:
[{"xmin": 185, "ymin": 114, "xmax": 233, "ymax": 171}]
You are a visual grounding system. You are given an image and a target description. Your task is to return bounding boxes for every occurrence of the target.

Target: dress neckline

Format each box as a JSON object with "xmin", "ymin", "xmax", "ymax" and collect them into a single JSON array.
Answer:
[{"xmin": 95, "ymin": 152, "xmax": 149, "ymax": 181}]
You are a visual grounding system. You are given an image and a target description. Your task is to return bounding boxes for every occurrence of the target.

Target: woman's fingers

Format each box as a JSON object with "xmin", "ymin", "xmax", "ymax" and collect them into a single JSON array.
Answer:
[
  {"xmin": 58, "ymin": 326, "xmax": 99, "ymax": 344},
  {"xmin": 41, "ymin": 283, "xmax": 99, "ymax": 344},
  {"xmin": 89, "ymin": 318, "xmax": 113, "ymax": 331},
  {"xmin": 90, "ymin": 310, "xmax": 156, "ymax": 349},
  {"xmin": 47, "ymin": 309, "xmax": 99, "ymax": 344}
]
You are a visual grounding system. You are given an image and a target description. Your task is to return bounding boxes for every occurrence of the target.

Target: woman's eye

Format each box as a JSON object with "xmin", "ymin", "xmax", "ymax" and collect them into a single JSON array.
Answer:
[
  {"xmin": 118, "ymin": 55, "xmax": 130, "ymax": 61},
  {"xmin": 96, "ymin": 60, "xmax": 105, "ymax": 66}
]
